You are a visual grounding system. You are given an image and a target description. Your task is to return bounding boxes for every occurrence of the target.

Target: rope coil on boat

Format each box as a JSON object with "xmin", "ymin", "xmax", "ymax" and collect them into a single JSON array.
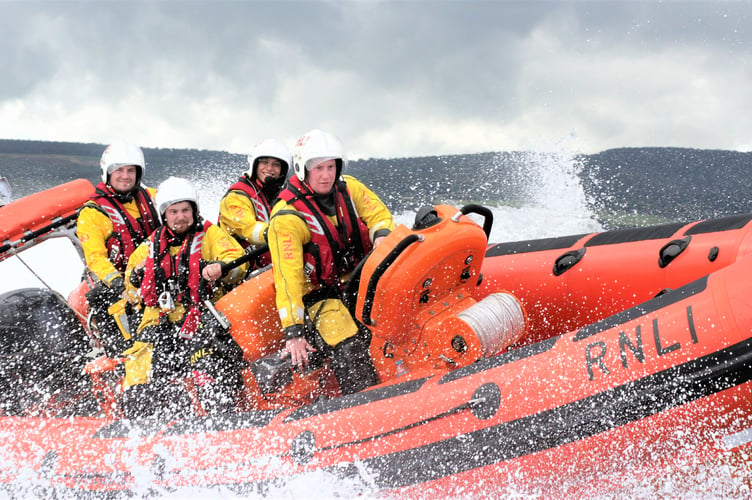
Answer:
[{"xmin": 457, "ymin": 292, "xmax": 526, "ymax": 357}]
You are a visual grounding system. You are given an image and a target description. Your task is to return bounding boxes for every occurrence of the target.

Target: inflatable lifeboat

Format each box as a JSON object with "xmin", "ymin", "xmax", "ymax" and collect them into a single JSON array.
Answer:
[{"xmin": 1, "ymin": 179, "xmax": 751, "ymax": 497}]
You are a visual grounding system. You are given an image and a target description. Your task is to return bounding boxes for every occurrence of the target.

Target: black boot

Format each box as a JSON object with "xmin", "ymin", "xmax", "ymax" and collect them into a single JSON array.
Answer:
[
  {"xmin": 90, "ymin": 307, "xmax": 128, "ymax": 357},
  {"xmin": 330, "ymin": 332, "xmax": 378, "ymax": 396},
  {"xmin": 250, "ymin": 353, "xmax": 293, "ymax": 394}
]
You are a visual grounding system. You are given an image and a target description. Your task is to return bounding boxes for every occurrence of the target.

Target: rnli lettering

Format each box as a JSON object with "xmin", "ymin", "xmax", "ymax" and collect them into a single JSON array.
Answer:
[
  {"xmin": 585, "ymin": 341, "xmax": 609, "ymax": 380},
  {"xmin": 190, "ymin": 347, "xmax": 212, "ymax": 364},
  {"xmin": 282, "ymin": 233, "xmax": 294, "ymax": 260},
  {"xmin": 585, "ymin": 305, "xmax": 698, "ymax": 381},
  {"xmin": 619, "ymin": 325, "xmax": 645, "ymax": 366}
]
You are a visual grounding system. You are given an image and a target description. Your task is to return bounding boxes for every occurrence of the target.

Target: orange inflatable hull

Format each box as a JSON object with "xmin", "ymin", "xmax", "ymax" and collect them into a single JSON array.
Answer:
[
  {"xmin": 0, "ymin": 178, "xmax": 93, "ymax": 255},
  {"xmin": 2, "ymin": 254, "xmax": 752, "ymax": 495},
  {"xmin": 478, "ymin": 214, "xmax": 752, "ymax": 344},
  {"xmin": 1, "ymin": 182, "xmax": 751, "ymax": 497}
]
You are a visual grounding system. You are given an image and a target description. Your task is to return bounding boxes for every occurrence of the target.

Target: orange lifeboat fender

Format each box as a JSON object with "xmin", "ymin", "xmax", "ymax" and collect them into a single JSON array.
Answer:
[
  {"xmin": 354, "ymin": 204, "xmax": 527, "ymax": 380},
  {"xmin": 479, "ymin": 213, "xmax": 752, "ymax": 344},
  {"xmin": 0, "ymin": 178, "xmax": 94, "ymax": 256}
]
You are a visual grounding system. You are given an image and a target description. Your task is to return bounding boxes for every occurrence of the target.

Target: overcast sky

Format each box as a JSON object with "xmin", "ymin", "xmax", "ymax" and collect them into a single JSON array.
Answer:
[{"xmin": 1, "ymin": 1, "xmax": 750, "ymax": 159}]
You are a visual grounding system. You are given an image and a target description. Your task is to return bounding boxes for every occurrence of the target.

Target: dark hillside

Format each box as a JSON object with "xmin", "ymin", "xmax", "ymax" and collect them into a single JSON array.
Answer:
[
  {"xmin": 348, "ymin": 152, "xmax": 535, "ymax": 213},
  {"xmin": 0, "ymin": 139, "xmax": 246, "ymax": 196},
  {"xmin": 1, "ymin": 139, "xmax": 750, "ymax": 229},
  {"xmin": 579, "ymin": 147, "xmax": 752, "ymax": 225}
]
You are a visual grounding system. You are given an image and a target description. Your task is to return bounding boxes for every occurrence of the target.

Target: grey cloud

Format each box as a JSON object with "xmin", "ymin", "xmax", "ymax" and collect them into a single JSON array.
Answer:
[{"xmin": 0, "ymin": 1, "xmax": 750, "ymax": 156}]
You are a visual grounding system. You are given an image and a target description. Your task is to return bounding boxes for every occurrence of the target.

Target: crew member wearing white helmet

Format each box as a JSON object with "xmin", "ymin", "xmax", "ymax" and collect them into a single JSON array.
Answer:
[
  {"xmin": 121, "ymin": 176, "xmax": 248, "ymax": 418},
  {"xmin": 218, "ymin": 138, "xmax": 292, "ymax": 271},
  {"xmin": 76, "ymin": 140, "xmax": 160, "ymax": 357},
  {"xmin": 267, "ymin": 130, "xmax": 395, "ymax": 395}
]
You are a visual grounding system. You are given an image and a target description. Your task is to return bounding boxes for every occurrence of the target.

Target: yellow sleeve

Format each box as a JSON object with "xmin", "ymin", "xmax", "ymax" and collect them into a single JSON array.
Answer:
[
  {"xmin": 124, "ymin": 240, "xmax": 150, "ymax": 301},
  {"xmin": 202, "ymin": 224, "xmax": 249, "ymax": 285},
  {"xmin": 76, "ymin": 204, "xmax": 120, "ymax": 284},
  {"xmin": 344, "ymin": 175, "xmax": 396, "ymax": 239},
  {"xmin": 125, "ymin": 240, "xmax": 150, "ymax": 273},
  {"xmin": 268, "ymin": 201, "xmax": 313, "ymax": 329},
  {"xmin": 218, "ymin": 190, "xmax": 268, "ymax": 246}
]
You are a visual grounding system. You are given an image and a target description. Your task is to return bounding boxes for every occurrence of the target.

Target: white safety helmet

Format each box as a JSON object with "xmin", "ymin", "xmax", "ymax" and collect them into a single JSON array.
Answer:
[
  {"xmin": 292, "ymin": 129, "xmax": 348, "ymax": 182},
  {"xmin": 246, "ymin": 138, "xmax": 292, "ymax": 181},
  {"xmin": 155, "ymin": 176, "xmax": 199, "ymax": 221},
  {"xmin": 100, "ymin": 140, "xmax": 146, "ymax": 184},
  {"xmin": 0, "ymin": 177, "xmax": 11, "ymax": 206}
]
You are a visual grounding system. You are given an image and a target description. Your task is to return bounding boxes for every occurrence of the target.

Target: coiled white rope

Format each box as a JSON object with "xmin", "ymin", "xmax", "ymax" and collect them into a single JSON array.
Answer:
[{"xmin": 457, "ymin": 292, "xmax": 526, "ymax": 357}]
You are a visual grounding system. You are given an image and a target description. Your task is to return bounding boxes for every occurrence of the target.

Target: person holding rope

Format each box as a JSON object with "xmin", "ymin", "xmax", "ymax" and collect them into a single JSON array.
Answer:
[
  {"xmin": 267, "ymin": 130, "xmax": 394, "ymax": 395},
  {"xmin": 121, "ymin": 176, "xmax": 248, "ymax": 418}
]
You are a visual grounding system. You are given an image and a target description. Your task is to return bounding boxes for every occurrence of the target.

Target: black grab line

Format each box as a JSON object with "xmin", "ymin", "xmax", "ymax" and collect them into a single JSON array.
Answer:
[{"xmin": 351, "ymin": 335, "xmax": 752, "ymax": 488}]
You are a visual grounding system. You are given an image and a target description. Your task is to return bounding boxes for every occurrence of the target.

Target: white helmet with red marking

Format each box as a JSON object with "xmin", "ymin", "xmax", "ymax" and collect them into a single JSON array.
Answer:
[{"xmin": 292, "ymin": 129, "xmax": 348, "ymax": 182}]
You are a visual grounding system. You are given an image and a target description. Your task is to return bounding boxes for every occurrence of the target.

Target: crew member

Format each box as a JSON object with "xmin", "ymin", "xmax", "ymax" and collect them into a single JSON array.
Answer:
[
  {"xmin": 121, "ymin": 176, "xmax": 248, "ymax": 418},
  {"xmin": 218, "ymin": 138, "xmax": 292, "ymax": 272},
  {"xmin": 76, "ymin": 140, "xmax": 159, "ymax": 357},
  {"xmin": 267, "ymin": 129, "xmax": 395, "ymax": 395}
]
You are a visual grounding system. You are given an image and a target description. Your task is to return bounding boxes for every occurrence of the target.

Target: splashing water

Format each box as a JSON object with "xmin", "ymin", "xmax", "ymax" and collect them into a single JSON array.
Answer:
[{"xmin": 3, "ymin": 152, "xmax": 751, "ymax": 499}]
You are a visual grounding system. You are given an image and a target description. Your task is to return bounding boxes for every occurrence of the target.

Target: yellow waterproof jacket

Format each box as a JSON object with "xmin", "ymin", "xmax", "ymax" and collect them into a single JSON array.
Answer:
[
  {"xmin": 218, "ymin": 189, "xmax": 268, "ymax": 246},
  {"xmin": 268, "ymin": 175, "xmax": 394, "ymax": 333},
  {"xmin": 126, "ymin": 223, "xmax": 248, "ymax": 334},
  {"xmin": 76, "ymin": 186, "xmax": 157, "ymax": 286}
]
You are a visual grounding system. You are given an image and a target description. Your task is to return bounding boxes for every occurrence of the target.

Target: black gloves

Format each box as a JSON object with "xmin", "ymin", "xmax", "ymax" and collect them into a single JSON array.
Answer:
[
  {"xmin": 129, "ymin": 267, "xmax": 144, "ymax": 288},
  {"xmin": 284, "ymin": 324, "xmax": 305, "ymax": 340},
  {"xmin": 108, "ymin": 277, "xmax": 125, "ymax": 297}
]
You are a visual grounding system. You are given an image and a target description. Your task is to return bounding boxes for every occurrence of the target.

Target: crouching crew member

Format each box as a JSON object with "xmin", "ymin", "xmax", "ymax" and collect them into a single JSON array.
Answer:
[
  {"xmin": 121, "ymin": 176, "xmax": 248, "ymax": 418},
  {"xmin": 267, "ymin": 129, "xmax": 395, "ymax": 395}
]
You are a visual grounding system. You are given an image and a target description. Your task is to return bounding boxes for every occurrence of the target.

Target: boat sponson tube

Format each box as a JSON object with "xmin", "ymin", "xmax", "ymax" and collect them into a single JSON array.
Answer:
[
  {"xmin": 485, "ymin": 234, "xmax": 586, "ymax": 257},
  {"xmin": 584, "ymin": 221, "xmax": 687, "ymax": 246},
  {"xmin": 683, "ymin": 213, "xmax": 752, "ymax": 235},
  {"xmin": 572, "ymin": 275, "xmax": 707, "ymax": 341},
  {"xmin": 121, "ymin": 335, "xmax": 752, "ymax": 491},
  {"xmin": 349, "ymin": 337, "xmax": 752, "ymax": 489},
  {"xmin": 0, "ymin": 178, "xmax": 93, "ymax": 251},
  {"xmin": 484, "ymin": 213, "xmax": 752, "ymax": 259}
]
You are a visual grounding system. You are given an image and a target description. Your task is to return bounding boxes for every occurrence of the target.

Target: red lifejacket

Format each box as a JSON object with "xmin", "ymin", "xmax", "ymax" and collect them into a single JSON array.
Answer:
[
  {"xmin": 140, "ymin": 220, "xmax": 213, "ymax": 339},
  {"xmin": 220, "ymin": 176, "xmax": 274, "ymax": 269},
  {"xmin": 89, "ymin": 183, "xmax": 160, "ymax": 272},
  {"xmin": 276, "ymin": 176, "xmax": 372, "ymax": 288},
  {"xmin": 221, "ymin": 176, "xmax": 274, "ymax": 228},
  {"xmin": 217, "ymin": 175, "xmax": 272, "ymax": 272}
]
